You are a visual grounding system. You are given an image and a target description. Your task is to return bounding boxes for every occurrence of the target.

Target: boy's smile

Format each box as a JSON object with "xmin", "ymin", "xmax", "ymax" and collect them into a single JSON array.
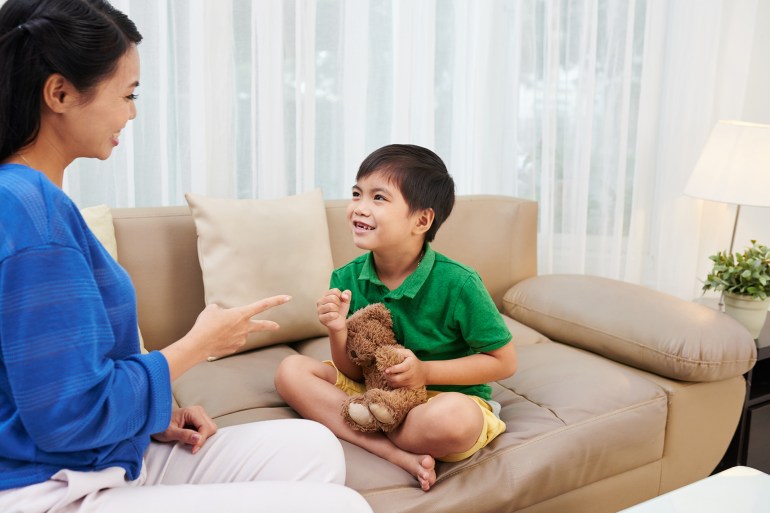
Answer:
[{"xmin": 353, "ymin": 220, "xmax": 375, "ymax": 232}]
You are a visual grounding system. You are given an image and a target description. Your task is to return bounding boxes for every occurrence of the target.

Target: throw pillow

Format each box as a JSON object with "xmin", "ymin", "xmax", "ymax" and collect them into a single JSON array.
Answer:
[
  {"xmin": 80, "ymin": 204, "xmax": 119, "ymax": 259},
  {"xmin": 80, "ymin": 204, "xmax": 148, "ymax": 354},
  {"xmin": 185, "ymin": 189, "xmax": 334, "ymax": 355}
]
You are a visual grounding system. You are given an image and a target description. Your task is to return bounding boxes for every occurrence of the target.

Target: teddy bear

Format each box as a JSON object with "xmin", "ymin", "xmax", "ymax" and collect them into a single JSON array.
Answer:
[{"xmin": 341, "ymin": 303, "xmax": 428, "ymax": 433}]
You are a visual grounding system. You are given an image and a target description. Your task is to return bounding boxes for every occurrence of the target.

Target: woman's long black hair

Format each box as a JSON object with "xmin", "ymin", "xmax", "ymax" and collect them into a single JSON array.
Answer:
[{"xmin": 0, "ymin": 0, "xmax": 142, "ymax": 162}]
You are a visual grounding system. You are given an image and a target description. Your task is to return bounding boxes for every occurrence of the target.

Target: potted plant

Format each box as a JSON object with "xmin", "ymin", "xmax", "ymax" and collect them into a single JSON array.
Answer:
[{"xmin": 702, "ymin": 240, "xmax": 770, "ymax": 338}]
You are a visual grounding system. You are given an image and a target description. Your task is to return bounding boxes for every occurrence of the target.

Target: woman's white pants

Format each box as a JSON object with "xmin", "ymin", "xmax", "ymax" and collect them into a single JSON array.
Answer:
[{"xmin": 0, "ymin": 419, "xmax": 372, "ymax": 513}]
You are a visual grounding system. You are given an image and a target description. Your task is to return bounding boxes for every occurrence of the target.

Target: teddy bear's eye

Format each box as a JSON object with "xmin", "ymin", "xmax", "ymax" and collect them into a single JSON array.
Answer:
[{"xmin": 350, "ymin": 350, "xmax": 358, "ymax": 358}]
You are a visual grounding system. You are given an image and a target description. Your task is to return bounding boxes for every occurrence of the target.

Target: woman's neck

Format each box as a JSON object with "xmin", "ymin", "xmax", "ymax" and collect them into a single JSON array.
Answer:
[{"xmin": 11, "ymin": 138, "xmax": 68, "ymax": 188}]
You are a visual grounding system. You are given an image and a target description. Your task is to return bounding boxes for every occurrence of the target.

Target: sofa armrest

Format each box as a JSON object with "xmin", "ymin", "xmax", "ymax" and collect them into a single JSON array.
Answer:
[{"xmin": 502, "ymin": 274, "xmax": 757, "ymax": 382}]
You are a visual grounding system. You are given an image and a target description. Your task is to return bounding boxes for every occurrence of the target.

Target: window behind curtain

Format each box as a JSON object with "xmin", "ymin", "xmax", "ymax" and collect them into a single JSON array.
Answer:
[{"xmin": 56, "ymin": 0, "xmax": 755, "ymax": 299}]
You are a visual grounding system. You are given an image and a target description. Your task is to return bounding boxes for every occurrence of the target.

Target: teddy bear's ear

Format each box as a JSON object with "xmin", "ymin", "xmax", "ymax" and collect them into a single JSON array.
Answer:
[{"xmin": 369, "ymin": 303, "xmax": 393, "ymax": 328}]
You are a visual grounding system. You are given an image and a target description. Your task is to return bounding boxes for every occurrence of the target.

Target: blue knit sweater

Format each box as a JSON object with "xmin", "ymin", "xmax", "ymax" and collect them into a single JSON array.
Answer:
[{"xmin": 0, "ymin": 164, "xmax": 172, "ymax": 491}]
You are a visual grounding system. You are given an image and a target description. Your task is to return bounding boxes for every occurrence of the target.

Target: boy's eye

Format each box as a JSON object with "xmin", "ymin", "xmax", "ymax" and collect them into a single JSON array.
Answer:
[
  {"xmin": 127, "ymin": 93, "xmax": 139, "ymax": 101},
  {"xmin": 352, "ymin": 191, "xmax": 360, "ymax": 198},
  {"xmin": 374, "ymin": 194, "xmax": 385, "ymax": 201}
]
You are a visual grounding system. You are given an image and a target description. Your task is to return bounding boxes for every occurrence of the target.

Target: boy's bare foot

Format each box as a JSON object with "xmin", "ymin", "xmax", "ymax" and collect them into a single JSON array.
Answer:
[
  {"xmin": 413, "ymin": 454, "xmax": 437, "ymax": 491},
  {"xmin": 388, "ymin": 449, "xmax": 436, "ymax": 490}
]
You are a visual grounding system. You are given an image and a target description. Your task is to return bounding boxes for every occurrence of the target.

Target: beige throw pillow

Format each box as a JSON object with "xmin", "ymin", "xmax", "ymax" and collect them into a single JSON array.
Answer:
[
  {"xmin": 185, "ymin": 189, "xmax": 334, "ymax": 354},
  {"xmin": 80, "ymin": 204, "xmax": 148, "ymax": 354},
  {"xmin": 80, "ymin": 204, "xmax": 119, "ymax": 259}
]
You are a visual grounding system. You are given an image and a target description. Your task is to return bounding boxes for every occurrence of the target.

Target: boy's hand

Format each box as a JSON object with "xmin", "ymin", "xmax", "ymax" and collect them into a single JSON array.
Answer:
[
  {"xmin": 317, "ymin": 288, "xmax": 351, "ymax": 333},
  {"xmin": 384, "ymin": 348, "xmax": 427, "ymax": 389}
]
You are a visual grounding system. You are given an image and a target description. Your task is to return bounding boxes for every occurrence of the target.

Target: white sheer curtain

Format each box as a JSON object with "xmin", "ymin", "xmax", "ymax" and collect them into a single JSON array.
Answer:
[
  {"xmin": 628, "ymin": 0, "xmax": 758, "ymax": 299},
  {"xmin": 54, "ymin": 0, "xmax": 761, "ymax": 299}
]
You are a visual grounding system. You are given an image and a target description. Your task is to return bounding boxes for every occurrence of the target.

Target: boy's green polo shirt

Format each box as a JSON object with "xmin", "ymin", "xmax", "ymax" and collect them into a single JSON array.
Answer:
[{"xmin": 330, "ymin": 245, "xmax": 512, "ymax": 400}]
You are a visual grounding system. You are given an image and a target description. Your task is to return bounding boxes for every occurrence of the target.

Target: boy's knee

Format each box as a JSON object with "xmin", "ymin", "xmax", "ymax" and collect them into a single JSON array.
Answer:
[
  {"xmin": 274, "ymin": 354, "xmax": 331, "ymax": 391},
  {"xmin": 274, "ymin": 354, "xmax": 306, "ymax": 391},
  {"xmin": 424, "ymin": 394, "xmax": 482, "ymax": 443}
]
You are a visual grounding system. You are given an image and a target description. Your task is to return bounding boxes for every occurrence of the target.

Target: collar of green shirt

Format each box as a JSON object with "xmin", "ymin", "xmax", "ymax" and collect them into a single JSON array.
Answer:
[{"xmin": 358, "ymin": 244, "xmax": 436, "ymax": 299}]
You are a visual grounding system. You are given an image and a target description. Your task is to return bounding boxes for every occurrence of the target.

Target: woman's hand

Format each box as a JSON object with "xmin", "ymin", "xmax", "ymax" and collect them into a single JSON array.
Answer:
[
  {"xmin": 162, "ymin": 294, "xmax": 292, "ymax": 380},
  {"xmin": 190, "ymin": 294, "xmax": 292, "ymax": 359},
  {"xmin": 151, "ymin": 405, "xmax": 217, "ymax": 454}
]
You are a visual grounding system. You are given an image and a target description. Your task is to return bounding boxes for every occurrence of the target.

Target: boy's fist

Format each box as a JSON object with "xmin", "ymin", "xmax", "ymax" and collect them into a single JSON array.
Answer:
[{"xmin": 317, "ymin": 288, "xmax": 351, "ymax": 333}]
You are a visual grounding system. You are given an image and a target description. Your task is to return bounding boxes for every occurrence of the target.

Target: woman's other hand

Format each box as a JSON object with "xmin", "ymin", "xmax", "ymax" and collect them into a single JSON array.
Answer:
[{"xmin": 151, "ymin": 405, "xmax": 216, "ymax": 454}]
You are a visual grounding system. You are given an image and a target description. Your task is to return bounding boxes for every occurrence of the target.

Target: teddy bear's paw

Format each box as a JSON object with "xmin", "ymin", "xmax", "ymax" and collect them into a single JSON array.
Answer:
[
  {"xmin": 347, "ymin": 402, "xmax": 377, "ymax": 430},
  {"xmin": 368, "ymin": 402, "xmax": 396, "ymax": 425}
]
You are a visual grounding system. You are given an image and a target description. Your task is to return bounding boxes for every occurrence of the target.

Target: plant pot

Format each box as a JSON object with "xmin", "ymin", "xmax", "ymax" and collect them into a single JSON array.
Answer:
[{"xmin": 724, "ymin": 292, "xmax": 770, "ymax": 339}]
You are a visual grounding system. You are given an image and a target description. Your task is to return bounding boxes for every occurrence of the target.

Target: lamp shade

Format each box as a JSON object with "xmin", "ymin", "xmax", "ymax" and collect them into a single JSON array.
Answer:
[{"xmin": 684, "ymin": 120, "xmax": 770, "ymax": 207}]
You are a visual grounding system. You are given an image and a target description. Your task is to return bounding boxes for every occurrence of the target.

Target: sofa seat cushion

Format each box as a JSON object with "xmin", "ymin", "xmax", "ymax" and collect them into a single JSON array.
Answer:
[
  {"xmin": 350, "ymin": 342, "xmax": 667, "ymax": 512},
  {"xmin": 172, "ymin": 344, "xmax": 296, "ymax": 419},
  {"xmin": 172, "ymin": 334, "xmax": 667, "ymax": 512}
]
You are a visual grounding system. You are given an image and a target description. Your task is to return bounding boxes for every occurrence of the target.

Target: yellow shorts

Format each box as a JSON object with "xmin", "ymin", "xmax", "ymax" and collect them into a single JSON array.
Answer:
[{"xmin": 325, "ymin": 360, "xmax": 506, "ymax": 462}]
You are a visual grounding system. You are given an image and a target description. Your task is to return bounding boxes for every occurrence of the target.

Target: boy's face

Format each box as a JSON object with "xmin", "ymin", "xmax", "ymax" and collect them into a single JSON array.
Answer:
[{"xmin": 346, "ymin": 171, "xmax": 426, "ymax": 252}]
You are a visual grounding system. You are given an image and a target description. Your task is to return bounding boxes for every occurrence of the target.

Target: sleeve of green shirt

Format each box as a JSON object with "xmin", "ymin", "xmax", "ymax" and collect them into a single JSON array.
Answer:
[{"xmin": 452, "ymin": 272, "xmax": 513, "ymax": 353}]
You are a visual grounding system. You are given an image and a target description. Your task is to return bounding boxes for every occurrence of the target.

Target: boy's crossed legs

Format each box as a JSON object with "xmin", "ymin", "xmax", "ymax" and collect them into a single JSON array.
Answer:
[{"xmin": 275, "ymin": 354, "xmax": 499, "ymax": 491}]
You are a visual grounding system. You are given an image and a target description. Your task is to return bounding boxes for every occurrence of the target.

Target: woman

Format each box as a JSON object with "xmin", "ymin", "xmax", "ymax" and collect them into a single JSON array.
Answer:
[{"xmin": 0, "ymin": 1, "xmax": 371, "ymax": 511}]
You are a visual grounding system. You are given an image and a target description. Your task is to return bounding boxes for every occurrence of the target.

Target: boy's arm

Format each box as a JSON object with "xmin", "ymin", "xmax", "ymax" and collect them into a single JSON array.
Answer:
[
  {"xmin": 385, "ymin": 342, "xmax": 517, "ymax": 389},
  {"xmin": 317, "ymin": 288, "xmax": 364, "ymax": 381}
]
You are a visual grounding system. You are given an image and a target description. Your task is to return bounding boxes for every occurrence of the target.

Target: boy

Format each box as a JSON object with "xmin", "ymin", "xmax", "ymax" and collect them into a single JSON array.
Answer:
[{"xmin": 275, "ymin": 144, "xmax": 516, "ymax": 491}]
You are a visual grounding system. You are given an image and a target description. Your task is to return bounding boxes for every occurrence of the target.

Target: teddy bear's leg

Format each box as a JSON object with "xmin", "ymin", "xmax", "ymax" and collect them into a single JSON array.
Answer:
[
  {"xmin": 368, "ymin": 402, "xmax": 395, "ymax": 425},
  {"xmin": 342, "ymin": 396, "xmax": 378, "ymax": 432},
  {"xmin": 365, "ymin": 388, "xmax": 427, "ymax": 433}
]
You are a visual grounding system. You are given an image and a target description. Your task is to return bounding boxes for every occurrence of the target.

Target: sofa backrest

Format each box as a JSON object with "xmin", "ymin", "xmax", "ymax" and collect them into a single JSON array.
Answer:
[{"xmin": 112, "ymin": 195, "xmax": 537, "ymax": 351}]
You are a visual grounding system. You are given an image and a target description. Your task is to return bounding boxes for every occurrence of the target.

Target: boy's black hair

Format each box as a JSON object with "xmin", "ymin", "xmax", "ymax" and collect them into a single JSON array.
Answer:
[
  {"xmin": 356, "ymin": 144, "xmax": 455, "ymax": 243},
  {"xmin": 0, "ymin": 0, "xmax": 142, "ymax": 162}
]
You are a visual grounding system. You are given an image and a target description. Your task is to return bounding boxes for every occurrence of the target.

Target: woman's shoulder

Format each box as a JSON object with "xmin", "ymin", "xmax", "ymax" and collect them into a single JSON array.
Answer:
[
  {"xmin": 0, "ymin": 163, "xmax": 48, "ymax": 193},
  {"xmin": 0, "ymin": 164, "xmax": 83, "ymax": 260}
]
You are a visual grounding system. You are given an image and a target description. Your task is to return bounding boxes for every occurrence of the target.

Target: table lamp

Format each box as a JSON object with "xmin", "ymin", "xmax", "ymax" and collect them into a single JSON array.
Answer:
[{"xmin": 684, "ymin": 120, "xmax": 770, "ymax": 254}]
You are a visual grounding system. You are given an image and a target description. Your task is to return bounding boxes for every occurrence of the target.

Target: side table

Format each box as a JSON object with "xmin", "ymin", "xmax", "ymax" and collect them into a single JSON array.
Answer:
[{"xmin": 715, "ymin": 312, "xmax": 770, "ymax": 473}]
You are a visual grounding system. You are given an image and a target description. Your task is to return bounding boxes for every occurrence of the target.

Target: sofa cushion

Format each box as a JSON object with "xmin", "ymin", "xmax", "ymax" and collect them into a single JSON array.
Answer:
[
  {"xmin": 503, "ymin": 274, "xmax": 757, "ymax": 382},
  {"xmin": 81, "ymin": 204, "xmax": 119, "ymax": 258},
  {"xmin": 503, "ymin": 315, "xmax": 550, "ymax": 346},
  {"xmin": 185, "ymin": 189, "xmax": 334, "ymax": 354},
  {"xmin": 176, "ymin": 337, "xmax": 667, "ymax": 513},
  {"xmin": 172, "ymin": 344, "xmax": 296, "ymax": 418},
  {"xmin": 355, "ymin": 341, "xmax": 666, "ymax": 512}
]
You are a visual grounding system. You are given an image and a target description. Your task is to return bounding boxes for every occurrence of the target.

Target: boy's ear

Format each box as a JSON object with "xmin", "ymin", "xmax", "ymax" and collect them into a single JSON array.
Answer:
[
  {"xmin": 413, "ymin": 208, "xmax": 435, "ymax": 235},
  {"xmin": 42, "ymin": 73, "xmax": 79, "ymax": 114}
]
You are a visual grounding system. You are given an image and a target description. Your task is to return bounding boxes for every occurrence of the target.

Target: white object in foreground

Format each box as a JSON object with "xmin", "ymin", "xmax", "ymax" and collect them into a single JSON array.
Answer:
[{"xmin": 619, "ymin": 466, "xmax": 770, "ymax": 513}]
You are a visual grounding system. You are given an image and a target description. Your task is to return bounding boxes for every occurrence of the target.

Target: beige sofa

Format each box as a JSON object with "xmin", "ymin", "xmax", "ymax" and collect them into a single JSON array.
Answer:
[{"xmin": 111, "ymin": 195, "xmax": 756, "ymax": 513}]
